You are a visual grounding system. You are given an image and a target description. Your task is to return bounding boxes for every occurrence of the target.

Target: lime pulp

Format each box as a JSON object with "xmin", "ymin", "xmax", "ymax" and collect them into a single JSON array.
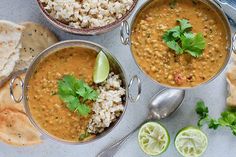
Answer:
[
  {"xmin": 138, "ymin": 122, "xmax": 170, "ymax": 156},
  {"xmin": 175, "ymin": 126, "xmax": 208, "ymax": 157},
  {"xmin": 93, "ymin": 50, "xmax": 110, "ymax": 83}
]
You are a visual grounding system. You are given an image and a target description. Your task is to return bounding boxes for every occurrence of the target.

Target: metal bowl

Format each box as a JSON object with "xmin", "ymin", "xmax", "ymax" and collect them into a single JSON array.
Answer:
[
  {"xmin": 120, "ymin": 0, "xmax": 236, "ymax": 89},
  {"xmin": 10, "ymin": 40, "xmax": 141, "ymax": 144},
  {"xmin": 36, "ymin": 0, "xmax": 138, "ymax": 35}
]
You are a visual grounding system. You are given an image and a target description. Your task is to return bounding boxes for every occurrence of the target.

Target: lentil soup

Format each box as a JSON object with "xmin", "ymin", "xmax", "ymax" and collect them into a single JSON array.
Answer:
[
  {"xmin": 131, "ymin": 0, "xmax": 228, "ymax": 87},
  {"xmin": 27, "ymin": 47, "xmax": 97, "ymax": 142}
]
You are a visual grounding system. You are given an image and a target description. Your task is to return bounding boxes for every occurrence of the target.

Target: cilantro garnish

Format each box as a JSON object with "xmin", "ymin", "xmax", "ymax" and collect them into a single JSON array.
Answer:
[
  {"xmin": 79, "ymin": 132, "xmax": 90, "ymax": 141},
  {"xmin": 196, "ymin": 101, "xmax": 236, "ymax": 136},
  {"xmin": 58, "ymin": 75, "xmax": 98, "ymax": 116},
  {"xmin": 163, "ymin": 19, "xmax": 206, "ymax": 57}
]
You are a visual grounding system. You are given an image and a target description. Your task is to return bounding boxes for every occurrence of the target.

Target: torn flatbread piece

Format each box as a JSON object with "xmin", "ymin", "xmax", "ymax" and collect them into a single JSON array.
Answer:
[
  {"xmin": 15, "ymin": 22, "xmax": 58, "ymax": 70},
  {"xmin": 0, "ymin": 108, "xmax": 41, "ymax": 146},
  {"xmin": 232, "ymin": 53, "xmax": 236, "ymax": 63},
  {"xmin": 0, "ymin": 74, "xmax": 25, "ymax": 112},
  {"xmin": 0, "ymin": 20, "xmax": 24, "ymax": 80},
  {"xmin": 226, "ymin": 65, "xmax": 236, "ymax": 107}
]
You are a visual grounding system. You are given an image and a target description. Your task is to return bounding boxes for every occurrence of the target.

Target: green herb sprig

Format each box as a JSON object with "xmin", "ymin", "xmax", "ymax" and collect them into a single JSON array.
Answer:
[
  {"xmin": 196, "ymin": 101, "xmax": 236, "ymax": 136},
  {"xmin": 79, "ymin": 132, "xmax": 90, "ymax": 141},
  {"xmin": 58, "ymin": 75, "xmax": 98, "ymax": 116},
  {"xmin": 163, "ymin": 19, "xmax": 206, "ymax": 57}
]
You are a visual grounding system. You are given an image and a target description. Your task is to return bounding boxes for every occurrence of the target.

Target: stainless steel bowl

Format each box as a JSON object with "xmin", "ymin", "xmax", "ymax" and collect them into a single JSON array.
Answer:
[
  {"xmin": 120, "ymin": 0, "xmax": 236, "ymax": 89},
  {"xmin": 10, "ymin": 40, "xmax": 141, "ymax": 144},
  {"xmin": 36, "ymin": 0, "xmax": 138, "ymax": 35}
]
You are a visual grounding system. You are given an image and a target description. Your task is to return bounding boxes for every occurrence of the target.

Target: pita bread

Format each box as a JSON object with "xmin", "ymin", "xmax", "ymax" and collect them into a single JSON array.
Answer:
[
  {"xmin": 0, "ymin": 108, "xmax": 41, "ymax": 146},
  {"xmin": 0, "ymin": 20, "xmax": 24, "ymax": 80},
  {"xmin": 226, "ymin": 65, "xmax": 236, "ymax": 107},
  {"xmin": 232, "ymin": 54, "xmax": 236, "ymax": 63},
  {"xmin": 15, "ymin": 22, "xmax": 58, "ymax": 70},
  {"xmin": 0, "ymin": 74, "xmax": 25, "ymax": 112}
]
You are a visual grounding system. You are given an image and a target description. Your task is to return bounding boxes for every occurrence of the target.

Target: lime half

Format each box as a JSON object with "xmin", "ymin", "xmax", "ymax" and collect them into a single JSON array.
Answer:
[
  {"xmin": 138, "ymin": 122, "xmax": 170, "ymax": 156},
  {"xmin": 175, "ymin": 126, "xmax": 208, "ymax": 157},
  {"xmin": 93, "ymin": 51, "xmax": 110, "ymax": 83}
]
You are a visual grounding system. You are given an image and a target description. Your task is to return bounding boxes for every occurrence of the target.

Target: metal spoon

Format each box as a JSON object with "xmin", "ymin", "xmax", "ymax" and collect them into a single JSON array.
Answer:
[
  {"xmin": 214, "ymin": 0, "xmax": 236, "ymax": 22},
  {"xmin": 97, "ymin": 88, "xmax": 185, "ymax": 157}
]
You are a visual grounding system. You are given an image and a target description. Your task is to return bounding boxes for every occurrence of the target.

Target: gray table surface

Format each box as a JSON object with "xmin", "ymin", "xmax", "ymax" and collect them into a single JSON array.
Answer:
[{"xmin": 0, "ymin": 0, "xmax": 236, "ymax": 157}]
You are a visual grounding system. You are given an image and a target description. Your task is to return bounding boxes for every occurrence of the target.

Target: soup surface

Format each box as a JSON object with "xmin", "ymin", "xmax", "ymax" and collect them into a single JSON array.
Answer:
[
  {"xmin": 28, "ymin": 47, "xmax": 97, "ymax": 141},
  {"xmin": 131, "ymin": 0, "xmax": 228, "ymax": 87}
]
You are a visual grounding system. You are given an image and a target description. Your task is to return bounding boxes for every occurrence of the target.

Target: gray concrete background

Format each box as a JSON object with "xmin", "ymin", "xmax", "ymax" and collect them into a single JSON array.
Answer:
[{"xmin": 0, "ymin": 0, "xmax": 236, "ymax": 157}]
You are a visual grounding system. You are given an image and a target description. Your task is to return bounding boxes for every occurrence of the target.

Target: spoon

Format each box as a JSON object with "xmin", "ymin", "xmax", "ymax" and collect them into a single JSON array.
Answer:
[
  {"xmin": 97, "ymin": 88, "xmax": 185, "ymax": 157},
  {"xmin": 214, "ymin": 0, "xmax": 236, "ymax": 22}
]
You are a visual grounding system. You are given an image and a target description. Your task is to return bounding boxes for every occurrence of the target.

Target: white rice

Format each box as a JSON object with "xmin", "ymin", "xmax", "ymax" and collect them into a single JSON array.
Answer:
[
  {"xmin": 87, "ymin": 73, "xmax": 125, "ymax": 134},
  {"xmin": 40, "ymin": 0, "xmax": 134, "ymax": 29}
]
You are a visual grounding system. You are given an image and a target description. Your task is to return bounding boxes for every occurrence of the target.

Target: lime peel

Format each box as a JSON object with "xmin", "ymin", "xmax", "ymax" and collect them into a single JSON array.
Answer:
[{"xmin": 138, "ymin": 122, "xmax": 170, "ymax": 156}]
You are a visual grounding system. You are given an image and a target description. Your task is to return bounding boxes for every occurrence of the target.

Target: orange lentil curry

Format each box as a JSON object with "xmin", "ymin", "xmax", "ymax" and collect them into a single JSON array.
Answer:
[
  {"xmin": 131, "ymin": 0, "xmax": 228, "ymax": 87},
  {"xmin": 28, "ymin": 47, "xmax": 97, "ymax": 142}
]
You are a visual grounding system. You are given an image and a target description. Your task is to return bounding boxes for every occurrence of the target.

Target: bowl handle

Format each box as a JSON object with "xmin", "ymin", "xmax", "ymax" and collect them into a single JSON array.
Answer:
[
  {"xmin": 128, "ymin": 75, "xmax": 141, "ymax": 103},
  {"xmin": 120, "ymin": 21, "xmax": 130, "ymax": 45},
  {"xmin": 233, "ymin": 32, "xmax": 236, "ymax": 54},
  {"xmin": 10, "ymin": 75, "xmax": 24, "ymax": 103}
]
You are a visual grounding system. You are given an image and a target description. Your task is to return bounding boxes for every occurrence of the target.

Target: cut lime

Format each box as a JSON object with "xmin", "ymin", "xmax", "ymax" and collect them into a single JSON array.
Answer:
[
  {"xmin": 93, "ymin": 51, "xmax": 110, "ymax": 83},
  {"xmin": 138, "ymin": 122, "xmax": 170, "ymax": 156},
  {"xmin": 175, "ymin": 126, "xmax": 208, "ymax": 157}
]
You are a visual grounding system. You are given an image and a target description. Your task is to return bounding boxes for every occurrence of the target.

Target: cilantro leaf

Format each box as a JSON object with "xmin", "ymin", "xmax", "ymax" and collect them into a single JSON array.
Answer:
[
  {"xmin": 221, "ymin": 111, "xmax": 236, "ymax": 125},
  {"xmin": 76, "ymin": 104, "xmax": 91, "ymax": 116},
  {"xmin": 76, "ymin": 84, "xmax": 98, "ymax": 101},
  {"xmin": 65, "ymin": 96, "xmax": 79, "ymax": 111},
  {"xmin": 196, "ymin": 100, "xmax": 208, "ymax": 117},
  {"xmin": 76, "ymin": 86, "xmax": 86, "ymax": 98},
  {"xmin": 195, "ymin": 100, "xmax": 236, "ymax": 136},
  {"xmin": 58, "ymin": 75, "xmax": 98, "ymax": 117},
  {"xmin": 86, "ymin": 90, "xmax": 98, "ymax": 101},
  {"xmin": 163, "ymin": 26, "xmax": 181, "ymax": 42},
  {"xmin": 182, "ymin": 33, "xmax": 206, "ymax": 57},
  {"xmin": 196, "ymin": 101, "xmax": 210, "ymax": 127},
  {"xmin": 191, "ymin": 33, "xmax": 206, "ymax": 49},
  {"xmin": 74, "ymin": 79, "xmax": 85, "ymax": 91},
  {"xmin": 62, "ymin": 75, "xmax": 78, "ymax": 94},
  {"xmin": 198, "ymin": 118, "xmax": 207, "ymax": 128},
  {"xmin": 79, "ymin": 132, "xmax": 90, "ymax": 141},
  {"xmin": 177, "ymin": 19, "xmax": 192, "ymax": 32},
  {"xmin": 230, "ymin": 125, "xmax": 236, "ymax": 136},
  {"xmin": 162, "ymin": 19, "xmax": 206, "ymax": 57},
  {"xmin": 58, "ymin": 77, "xmax": 76, "ymax": 97},
  {"xmin": 208, "ymin": 119, "xmax": 219, "ymax": 130},
  {"xmin": 166, "ymin": 41, "xmax": 183, "ymax": 54},
  {"xmin": 185, "ymin": 49, "xmax": 203, "ymax": 58},
  {"xmin": 183, "ymin": 32, "xmax": 195, "ymax": 39}
]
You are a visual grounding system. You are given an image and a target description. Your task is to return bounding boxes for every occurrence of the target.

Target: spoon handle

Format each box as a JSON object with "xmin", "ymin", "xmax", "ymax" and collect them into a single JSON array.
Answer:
[{"xmin": 97, "ymin": 122, "xmax": 144, "ymax": 157}]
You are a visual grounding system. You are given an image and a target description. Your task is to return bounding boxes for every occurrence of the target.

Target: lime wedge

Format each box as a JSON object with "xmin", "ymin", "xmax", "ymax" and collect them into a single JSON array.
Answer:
[
  {"xmin": 175, "ymin": 126, "xmax": 208, "ymax": 157},
  {"xmin": 138, "ymin": 122, "xmax": 170, "ymax": 156},
  {"xmin": 93, "ymin": 51, "xmax": 110, "ymax": 83}
]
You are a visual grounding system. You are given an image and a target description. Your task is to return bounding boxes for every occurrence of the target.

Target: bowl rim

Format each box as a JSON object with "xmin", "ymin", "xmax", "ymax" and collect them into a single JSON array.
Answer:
[
  {"xmin": 128, "ymin": 0, "xmax": 233, "ymax": 90},
  {"xmin": 36, "ymin": 0, "xmax": 139, "ymax": 35},
  {"xmin": 23, "ymin": 40, "xmax": 129, "ymax": 145}
]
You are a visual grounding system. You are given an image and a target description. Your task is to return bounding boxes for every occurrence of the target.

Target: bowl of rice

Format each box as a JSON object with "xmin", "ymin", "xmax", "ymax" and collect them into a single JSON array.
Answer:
[{"xmin": 36, "ymin": 0, "xmax": 138, "ymax": 35}]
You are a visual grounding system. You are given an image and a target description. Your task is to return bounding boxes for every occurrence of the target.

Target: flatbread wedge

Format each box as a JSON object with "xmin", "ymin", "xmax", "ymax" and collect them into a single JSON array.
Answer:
[
  {"xmin": 0, "ymin": 108, "xmax": 41, "ymax": 146},
  {"xmin": 0, "ymin": 73, "xmax": 25, "ymax": 112},
  {"xmin": 233, "ymin": 53, "xmax": 236, "ymax": 63},
  {"xmin": 15, "ymin": 22, "xmax": 58, "ymax": 70},
  {"xmin": 226, "ymin": 65, "xmax": 236, "ymax": 107},
  {"xmin": 0, "ymin": 20, "xmax": 24, "ymax": 80}
]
